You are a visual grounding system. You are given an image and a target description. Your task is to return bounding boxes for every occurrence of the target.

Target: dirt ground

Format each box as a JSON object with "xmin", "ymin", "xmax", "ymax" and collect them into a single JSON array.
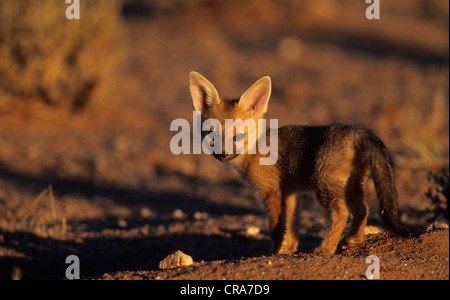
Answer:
[
  {"xmin": 0, "ymin": 0, "xmax": 448, "ymax": 280},
  {"xmin": 98, "ymin": 230, "xmax": 449, "ymax": 280}
]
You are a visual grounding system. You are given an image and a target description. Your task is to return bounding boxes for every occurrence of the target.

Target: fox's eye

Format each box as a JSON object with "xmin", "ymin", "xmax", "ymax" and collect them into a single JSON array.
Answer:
[{"xmin": 234, "ymin": 133, "xmax": 245, "ymax": 142}]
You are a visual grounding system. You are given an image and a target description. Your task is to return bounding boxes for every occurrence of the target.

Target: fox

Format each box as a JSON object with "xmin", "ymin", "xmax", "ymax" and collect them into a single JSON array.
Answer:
[{"xmin": 189, "ymin": 71, "xmax": 409, "ymax": 255}]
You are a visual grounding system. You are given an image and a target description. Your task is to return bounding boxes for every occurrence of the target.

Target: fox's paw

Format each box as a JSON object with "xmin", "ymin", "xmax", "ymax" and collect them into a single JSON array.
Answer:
[
  {"xmin": 270, "ymin": 241, "xmax": 298, "ymax": 255},
  {"xmin": 313, "ymin": 245, "xmax": 336, "ymax": 256},
  {"xmin": 344, "ymin": 235, "xmax": 365, "ymax": 248}
]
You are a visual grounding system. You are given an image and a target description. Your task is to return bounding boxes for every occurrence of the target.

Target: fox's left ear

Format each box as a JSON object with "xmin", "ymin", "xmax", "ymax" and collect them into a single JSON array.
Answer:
[{"xmin": 239, "ymin": 76, "xmax": 271, "ymax": 115}]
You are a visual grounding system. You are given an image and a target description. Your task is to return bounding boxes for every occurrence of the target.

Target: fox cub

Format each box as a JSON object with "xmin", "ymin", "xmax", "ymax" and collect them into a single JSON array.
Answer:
[{"xmin": 189, "ymin": 71, "xmax": 409, "ymax": 255}]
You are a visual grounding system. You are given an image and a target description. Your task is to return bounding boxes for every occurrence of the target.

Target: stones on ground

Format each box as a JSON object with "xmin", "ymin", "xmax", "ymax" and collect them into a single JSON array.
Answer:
[
  {"xmin": 246, "ymin": 226, "xmax": 260, "ymax": 237},
  {"xmin": 194, "ymin": 211, "xmax": 208, "ymax": 220},
  {"xmin": 237, "ymin": 226, "xmax": 263, "ymax": 239},
  {"xmin": 159, "ymin": 250, "xmax": 194, "ymax": 269},
  {"xmin": 117, "ymin": 218, "xmax": 127, "ymax": 228},
  {"xmin": 172, "ymin": 209, "xmax": 186, "ymax": 219},
  {"xmin": 139, "ymin": 207, "xmax": 153, "ymax": 218},
  {"xmin": 426, "ymin": 222, "xmax": 449, "ymax": 231},
  {"xmin": 364, "ymin": 225, "xmax": 384, "ymax": 235}
]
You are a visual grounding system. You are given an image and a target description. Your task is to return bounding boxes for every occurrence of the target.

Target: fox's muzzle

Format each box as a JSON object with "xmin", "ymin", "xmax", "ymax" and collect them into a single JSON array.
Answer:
[{"xmin": 213, "ymin": 153, "xmax": 239, "ymax": 162}]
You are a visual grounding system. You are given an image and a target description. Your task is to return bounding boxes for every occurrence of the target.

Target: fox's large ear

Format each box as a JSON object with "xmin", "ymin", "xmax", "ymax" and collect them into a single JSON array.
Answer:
[
  {"xmin": 189, "ymin": 72, "xmax": 220, "ymax": 111},
  {"xmin": 239, "ymin": 76, "xmax": 271, "ymax": 115}
]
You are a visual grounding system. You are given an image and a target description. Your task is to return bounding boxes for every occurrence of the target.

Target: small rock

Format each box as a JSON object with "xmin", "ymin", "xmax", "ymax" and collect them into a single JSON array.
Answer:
[
  {"xmin": 426, "ymin": 222, "xmax": 449, "ymax": 232},
  {"xmin": 159, "ymin": 250, "xmax": 194, "ymax": 270},
  {"xmin": 139, "ymin": 207, "xmax": 153, "ymax": 218},
  {"xmin": 172, "ymin": 209, "xmax": 185, "ymax": 219},
  {"xmin": 246, "ymin": 226, "xmax": 260, "ymax": 237},
  {"xmin": 117, "ymin": 219, "xmax": 127, "ymax": 228},
  {"xmin": 194, "ymin": 211, "xmax": 209, "ymax": 220},
  {"xmin": 237, "ymin": 226, "xmax": 263, "ymax": 239},
  {"xmin": 364, "ymin": 225, "xmax": 383, "ymax": 235}
]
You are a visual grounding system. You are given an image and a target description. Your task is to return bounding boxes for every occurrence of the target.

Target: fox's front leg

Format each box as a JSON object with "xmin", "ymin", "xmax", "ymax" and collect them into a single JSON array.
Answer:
[{"xmin": 264, "ymin": 191, "xmax": 298, "ymax": 255}]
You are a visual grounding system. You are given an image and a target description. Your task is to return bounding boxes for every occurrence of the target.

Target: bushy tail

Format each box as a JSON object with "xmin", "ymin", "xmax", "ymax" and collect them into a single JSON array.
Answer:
[{"xmin": 359, "ymin": 130, "xmax": 409, "ymax": 237}]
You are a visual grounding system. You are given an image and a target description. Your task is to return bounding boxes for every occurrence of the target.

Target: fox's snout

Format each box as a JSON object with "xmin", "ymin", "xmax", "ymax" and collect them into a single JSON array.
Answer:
[{"xmin": 212, "ymin": 152, "xmax": 238, "ymax": 162}]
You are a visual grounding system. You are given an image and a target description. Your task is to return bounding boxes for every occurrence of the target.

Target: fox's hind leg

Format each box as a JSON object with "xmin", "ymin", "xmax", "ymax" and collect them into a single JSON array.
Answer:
[
  {"xmin": 315, "ymin": 184, "xmax": 349, "ymax": 255},
  {"xmin": 281, "ymin": 194, "xmax": 299, "ymax": 254},
  {"xmin": 345, "ymin": 167, "xmax": 369, "ymax": 247}
]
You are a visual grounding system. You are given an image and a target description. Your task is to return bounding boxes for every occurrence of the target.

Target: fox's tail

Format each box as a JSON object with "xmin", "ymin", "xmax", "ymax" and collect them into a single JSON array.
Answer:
[{"xmin": 359, "ymin": 130, "xmax": 410, "ymax": 237}]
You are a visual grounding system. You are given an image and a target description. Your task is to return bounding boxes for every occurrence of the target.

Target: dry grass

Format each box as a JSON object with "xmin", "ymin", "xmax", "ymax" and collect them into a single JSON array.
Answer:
[
  {"xmin": 384, "ymin": 88, "xmax": 449, "ymax": 170},
  {"xmin": 0, "ymin": 185, "xmax": 67, "ymax": 238},
  {"xmin": 0, "ymin": 0, "xmax": 124, "ymax": 112}
]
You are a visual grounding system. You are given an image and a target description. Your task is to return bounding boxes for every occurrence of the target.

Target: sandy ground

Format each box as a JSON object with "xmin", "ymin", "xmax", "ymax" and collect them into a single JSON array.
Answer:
[{"xmin": 97, "ymin": 230, "xmax": 449, "ymax": 280}]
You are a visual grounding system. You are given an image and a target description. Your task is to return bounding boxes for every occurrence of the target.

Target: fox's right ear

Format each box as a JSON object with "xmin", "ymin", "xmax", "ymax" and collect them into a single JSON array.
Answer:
[
  {"xmin": 239, "ymin": 76, "xmax": 271, "ymax": 115},
  {"xmin": 189, "ymin": 72, "xmax": 220, "ymax": 111}
]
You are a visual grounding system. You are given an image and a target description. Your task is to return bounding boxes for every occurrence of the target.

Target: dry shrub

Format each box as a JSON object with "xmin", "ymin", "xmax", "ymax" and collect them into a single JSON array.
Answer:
[
  {"xmin": 0, "ymin": 185, "xmax": 67, "ymax": 238},
  {"xmin": 0, "ymin": 0, "xmax": 124, "ymax": 112},
  {"xmin": 425, "ymin": 167, "xmax": 449, "ymax": 222}
]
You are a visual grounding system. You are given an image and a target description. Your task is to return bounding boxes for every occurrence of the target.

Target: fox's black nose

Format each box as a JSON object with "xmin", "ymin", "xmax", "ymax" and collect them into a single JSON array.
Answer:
[
  {"xmin": 213, "ymin": 153, "xmax": 227, "ymax": 159},
  {"xmin": 213, "ymin": 152, "xmax": 238, "ymax": 162}
]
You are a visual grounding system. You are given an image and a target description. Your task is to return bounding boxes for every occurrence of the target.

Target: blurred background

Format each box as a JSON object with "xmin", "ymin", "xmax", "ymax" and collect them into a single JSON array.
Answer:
[{"xmin": 0, "ymin": 0, "xmax": 448, "ymax": 279}]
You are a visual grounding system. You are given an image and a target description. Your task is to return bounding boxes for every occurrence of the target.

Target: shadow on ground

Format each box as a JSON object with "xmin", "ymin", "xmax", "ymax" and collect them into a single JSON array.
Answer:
[{"xmin": 0, "ymin": 161, "xmax": 269, "ymax": 279}]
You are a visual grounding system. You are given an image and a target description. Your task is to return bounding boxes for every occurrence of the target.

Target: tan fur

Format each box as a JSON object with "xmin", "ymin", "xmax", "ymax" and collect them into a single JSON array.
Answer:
[{"xmin": 189, "ymin": 72, "xmax": 408, "ymax": 255}]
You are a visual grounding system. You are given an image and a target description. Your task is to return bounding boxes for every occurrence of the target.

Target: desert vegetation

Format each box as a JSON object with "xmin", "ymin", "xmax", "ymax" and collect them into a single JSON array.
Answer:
[{"xmin": 0, "ymin": 0, "xmax": 123, "ymax": 112}]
